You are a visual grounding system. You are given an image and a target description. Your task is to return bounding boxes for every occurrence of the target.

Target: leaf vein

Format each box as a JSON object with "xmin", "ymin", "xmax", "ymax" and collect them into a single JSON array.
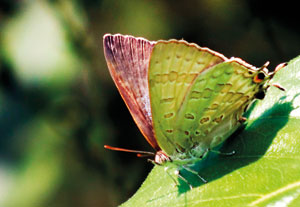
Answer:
[
  {"xmin": 250, "ymin": 181, "xmax": 300, "ymax": 206},
  {"xmin": 190, "ymin": 194, "xmax": 261, "ymax": 205}
]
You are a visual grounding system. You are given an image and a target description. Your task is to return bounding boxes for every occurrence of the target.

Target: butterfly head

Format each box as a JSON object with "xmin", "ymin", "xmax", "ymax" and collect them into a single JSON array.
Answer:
[
  {"xmin": 154, "ymin": 150, "xmax": 171, "ymax": 165},
  {"xmin": 254, "ymin": 61, "xmax": 286, "ymax": 99}
]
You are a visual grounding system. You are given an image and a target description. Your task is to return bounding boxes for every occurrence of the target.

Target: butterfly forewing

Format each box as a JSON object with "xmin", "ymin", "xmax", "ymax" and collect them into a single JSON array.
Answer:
[
  {"xmin": 148, "ymin": 40, "xmax": 226, "ymax": 155},
  {"xmin": 103, "ymin": 34, "xmax": 159, "ymax": 150}
]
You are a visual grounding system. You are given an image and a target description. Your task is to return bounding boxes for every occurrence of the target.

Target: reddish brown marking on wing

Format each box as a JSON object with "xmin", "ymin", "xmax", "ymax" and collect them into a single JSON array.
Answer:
[
  {"xmin": 253, "ymin": 74, "xmax": 264, "ymax": 83},
  {"xmin": 103, "ymin": 34, "xmax": 159, "ymax": 150}
]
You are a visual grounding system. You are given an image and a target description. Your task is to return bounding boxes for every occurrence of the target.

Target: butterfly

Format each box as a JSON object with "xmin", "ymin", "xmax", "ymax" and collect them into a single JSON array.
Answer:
[{"xmin": 103, "ymin": 33, "xmax": 285, "ymax": 188}]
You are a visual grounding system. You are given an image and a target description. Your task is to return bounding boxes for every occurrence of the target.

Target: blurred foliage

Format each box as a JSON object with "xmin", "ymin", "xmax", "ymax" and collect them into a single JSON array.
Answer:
[{"xmin": 0, "ymin": 0, "xmax": 299, "ymax": 206}]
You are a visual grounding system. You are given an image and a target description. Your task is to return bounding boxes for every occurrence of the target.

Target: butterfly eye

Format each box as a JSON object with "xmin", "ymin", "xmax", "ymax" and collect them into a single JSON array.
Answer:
[{"xmin": 253, "ymin": 72, "xmax": 266, "ymax": 83}]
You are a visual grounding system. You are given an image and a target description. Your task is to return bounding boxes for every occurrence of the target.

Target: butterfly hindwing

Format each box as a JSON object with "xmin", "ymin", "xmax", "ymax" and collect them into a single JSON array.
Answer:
[
  {"xmin": 103, "ymin": 34, "xmax": 159, "ymax": 150},
  {"xmin": 148, "ymin": 40, "xmax": 226, "ymax": 155},
  {"xmin": 175, "ymin": 60, "xmax": 261, "ymax": 151}
]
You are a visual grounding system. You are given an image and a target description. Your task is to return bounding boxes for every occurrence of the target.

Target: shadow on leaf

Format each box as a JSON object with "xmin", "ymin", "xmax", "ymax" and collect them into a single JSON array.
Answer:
[{"xmin": 177, "ymin": 95, "xmax": 295, "ymax": 193}]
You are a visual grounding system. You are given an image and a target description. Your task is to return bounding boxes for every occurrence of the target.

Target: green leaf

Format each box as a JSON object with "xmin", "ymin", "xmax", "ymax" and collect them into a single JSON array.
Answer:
[{"xmin": 121, "ymin": 56, "xmax": 300, "ymax": 207}]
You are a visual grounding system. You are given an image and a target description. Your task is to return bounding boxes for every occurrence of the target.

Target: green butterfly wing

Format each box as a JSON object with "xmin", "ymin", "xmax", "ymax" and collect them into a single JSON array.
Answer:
[
  {"xmin": 175, "ymin": 60, "xmax": 260, "ymax": 152},
  {"xmin": 148, "ymin": 40, "xmax": 226, "ymax": 155},
  {"xmin": 149, "ymin": 40, "xmax": 266, "ymax": 157}
]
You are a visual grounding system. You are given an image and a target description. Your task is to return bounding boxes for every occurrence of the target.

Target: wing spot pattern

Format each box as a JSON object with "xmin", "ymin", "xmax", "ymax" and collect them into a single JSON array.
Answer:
[
  {"xmin": 243, "ymin": 70, "xmax": 255, "ymax": 78},
  {"xmin": 195, "ymin": 130, "xmax": 201, "ymax": 136},
  {"xmin": 200, "ymin": 117, "xmax": 210, "ymax": 124},
  {"xmin": 166, "ymin": 129, "xmax": 173, "ymax": 133},
  {"xmin": 170, "ymin": 73, "xmax": 198, "ymax": 83},
  {"xmin": 169, "ymin": 71, "xmax": 178, "ymax": 81},
  {"xmin": 196, "ymin": 79, "xmax": 205, "ymax": 84},
  {"xmin": 220, "ymin": 83, "xmax": 233, "ymax": 94},
  {"xmin": 240, "ymin": 95, "xmax": 250, "ymax": 102},
  {"xmin": 211, "ymin": 103, "xmax": 219, "ymax": 110},
  {"xmin": 222, "ymin": 92, "xmax": 247, "ymax": 103},
  {"xmin": 184, "ymin": 113, "xmax": 195, "ymax": 120},
  {"xmin": 190, "ymin": 90, "xmax": 202, "ymax": 99},
  {"xmin": 160, "ymin": 97, "xmax": 174, "ymax": 103},
  {"xmin": 231, "ymin": 92, "xmax": 244, "ymax": 102},
  {"xmin": 184, "ymin": 131, "xmax": 190, "ymax": 136},
  {"xmin": 224, "ymin": 92, "xmax": 234, "ymax": 103},
  {"xmin": 153, "ymin": 72, "xmax": 197, "ymax": 84},
  {"xmin": 164, "ymin": 112, "xmax": 174, "ymax": 119},
  {"xmin": 214, "ymin": 83, "xmax": 224, "ymax": 93},
  {"xmin": 176, "ymin": 144, "xmax": 185, "ymax": 152},
  {"xmin": 203, "ymin": 88, "xmax": 213, "ymax": 99},
  {"xmin": 213, "ymin": 114, "xmax": 224, "ymax": 123}
]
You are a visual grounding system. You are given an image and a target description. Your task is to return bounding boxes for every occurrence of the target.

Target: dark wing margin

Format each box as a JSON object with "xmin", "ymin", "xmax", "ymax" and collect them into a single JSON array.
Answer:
[{"xmin": 103, "ymin": 34, "xmax": 159, "ymax": 150}]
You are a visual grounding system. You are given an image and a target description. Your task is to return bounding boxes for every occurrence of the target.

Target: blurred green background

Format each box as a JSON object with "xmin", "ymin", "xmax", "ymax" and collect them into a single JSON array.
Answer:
[{"xmin": 0, "ymin": 0, "xmax": 299, "ymax": 206}]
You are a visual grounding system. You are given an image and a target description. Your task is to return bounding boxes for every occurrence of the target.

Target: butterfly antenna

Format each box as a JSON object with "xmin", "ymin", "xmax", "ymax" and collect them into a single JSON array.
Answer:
[
  {"xmin": 274, "ymin": 62, "xmax": 288, "ymax": 73},
  {"xmin": 137, "ymin": 153, "xmax": 154, "ymax": 158},
  {"xmin": 259, "ymin": 61, "xmax": 270, "ymax": 71},
  {"xmin": 104, "ymin": 145, "xmax": 155, "ymax": 157},
  {"xmin": 272, "ymin": 83, "xmax": 285, "ymax": 91},
  {"xmin": 269, "ymin": 62, "xmax": 288, "ymax": 77},
  {"xmin": 269, "ymin": 62, "xmax": 288, "ymax": 91}
]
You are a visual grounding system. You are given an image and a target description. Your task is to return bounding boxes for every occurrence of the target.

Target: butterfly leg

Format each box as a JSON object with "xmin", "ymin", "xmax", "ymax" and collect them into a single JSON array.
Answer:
[
  {"xmin": 147, "ymin": 158, "xmax": 160, "ymax": 165},
  {"xmin": 163, "ymin": 167, "xmax": 180, "ymax": 187},
  {"xmin": 175, "ymin": 169, "xmax": 193, "ymax": 190},
  {"xmin": 148, "ymin": 159, "xmax": 181, "ymax": 188},
  {"xmin": 181, "ymin": 165, "xmax": 207, "ymax": 184},
  {"xmin": 210, "ymin": 148, "xmax": 235, "ymax": 156}
]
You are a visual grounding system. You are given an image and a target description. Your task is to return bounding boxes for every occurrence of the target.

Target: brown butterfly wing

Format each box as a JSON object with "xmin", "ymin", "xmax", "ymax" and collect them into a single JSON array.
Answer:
[{"xmin": 103, "ymin": 34, "xmax": 159, "ymax": 150}]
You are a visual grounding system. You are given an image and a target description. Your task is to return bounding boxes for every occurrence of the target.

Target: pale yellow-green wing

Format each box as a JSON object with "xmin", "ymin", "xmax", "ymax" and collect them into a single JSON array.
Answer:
[
  {"xmin": 148, "ymin": 40, "xmax": 226, "ymax": 155},
  {"xmin": 174, "ymin": 59, "xmax": 265, "ymax": 153}
]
